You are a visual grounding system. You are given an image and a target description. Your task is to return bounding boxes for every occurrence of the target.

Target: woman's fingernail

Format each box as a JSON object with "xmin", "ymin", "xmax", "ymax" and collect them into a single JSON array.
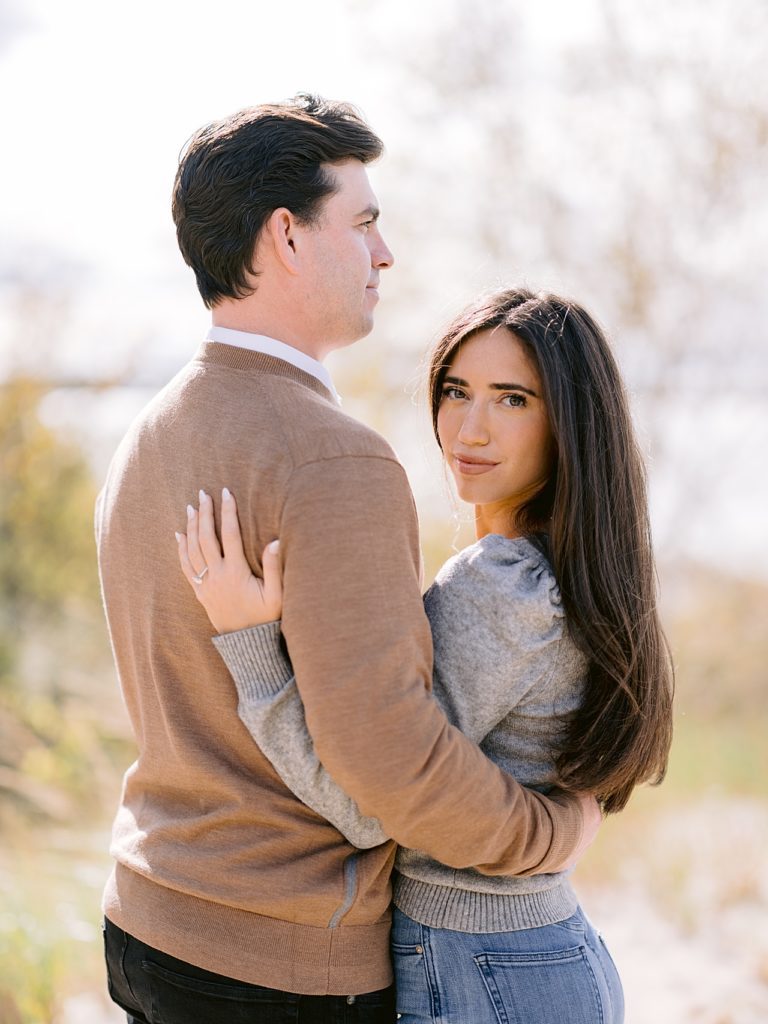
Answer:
[
  {"xmin": 222, "ymin": 487, "xmax": 231, "ymax": 501},
  {"xmin": 199, "ymin": 489, "xmax": 207, "ymax": 502},
  {"xmin": 268, "ymin": 540, "xmax": 280, "ymax": 553},
  {"xmin": 174, "ymin": 532, "xmax": 183, "ymax": 542},
  {"xmin": 187, "ymin": 504, "xmax": 194, "ymax": 518}
]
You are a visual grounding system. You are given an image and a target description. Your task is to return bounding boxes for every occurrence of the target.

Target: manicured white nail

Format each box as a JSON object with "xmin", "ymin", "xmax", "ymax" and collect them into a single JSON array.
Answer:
[
  {"xmin": 174, "ymin": 532, "xmax": 183, "ymax": 542},
  {"xmin": 199, "ymin": 489, "xmax": 207, "ymax": 502},
  {"xmin": 187, "ymin": 504, "xmax": 194, "ymax": 518},
  {"xmin": 268, "ymin": 540, "xmax": 280, "ymax": 553},
  {"xmin": 222, "ymin": 487, "xmax": 232, "ymax": 501}
]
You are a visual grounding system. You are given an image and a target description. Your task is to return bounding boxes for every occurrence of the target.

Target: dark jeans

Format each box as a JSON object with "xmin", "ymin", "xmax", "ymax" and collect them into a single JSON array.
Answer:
[{"xmin": 103, "ymin": 918, "xmax": 397, "ymax": 1023}]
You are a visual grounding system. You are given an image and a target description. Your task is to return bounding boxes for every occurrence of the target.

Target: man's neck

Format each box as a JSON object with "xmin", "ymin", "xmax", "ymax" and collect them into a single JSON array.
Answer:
[{"xmin": 211, "ymin": 307, "xmax": 327, "ymax": 362}]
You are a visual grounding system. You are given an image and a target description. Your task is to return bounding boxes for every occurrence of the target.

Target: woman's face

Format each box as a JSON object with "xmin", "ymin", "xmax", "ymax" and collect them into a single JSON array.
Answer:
[{"xmin": 436, "ymin": 327, "xmax": 554, "ymax": 535}]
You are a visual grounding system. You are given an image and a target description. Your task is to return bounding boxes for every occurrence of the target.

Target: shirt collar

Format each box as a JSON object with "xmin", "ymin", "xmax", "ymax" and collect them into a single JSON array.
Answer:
[{"xmin": 206, "ymin": 326, "xmax": 341, "ymax": 404}]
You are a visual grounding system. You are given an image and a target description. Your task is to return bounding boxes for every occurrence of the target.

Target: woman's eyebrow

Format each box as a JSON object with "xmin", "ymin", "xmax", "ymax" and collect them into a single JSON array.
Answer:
[
  {"xmin": 444, "ymin": 374, "xmax": 539, "ymax": 397},
  {"xmin": 490, "ymin": 382, "xmax": 539, "ymax": 397}
]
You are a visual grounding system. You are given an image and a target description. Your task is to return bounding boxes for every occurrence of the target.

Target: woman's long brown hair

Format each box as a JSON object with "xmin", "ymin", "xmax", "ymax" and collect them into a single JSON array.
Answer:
[{"xmin": 428, "ymin": 288, "xmax": 674, "ymax": 813}]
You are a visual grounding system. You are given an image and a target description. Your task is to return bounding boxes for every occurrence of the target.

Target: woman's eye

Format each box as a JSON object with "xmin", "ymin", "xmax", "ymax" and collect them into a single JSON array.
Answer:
[
  {"xmin": 441, "ymin": 386, "xmax": 465, "ymax": 400},
  {"xmin": 502, "ymin": 393, "xmax": 527, "ymax": 408}
]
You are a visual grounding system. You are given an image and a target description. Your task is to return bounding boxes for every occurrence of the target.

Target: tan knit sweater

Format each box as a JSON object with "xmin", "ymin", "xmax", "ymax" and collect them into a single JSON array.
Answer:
[{"xmin": 95, "ymin": 341, "xmax": 583, "ymax": 995}]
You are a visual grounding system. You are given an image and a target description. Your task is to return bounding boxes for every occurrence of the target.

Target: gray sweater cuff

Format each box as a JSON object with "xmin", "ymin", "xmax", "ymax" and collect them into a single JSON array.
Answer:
[{"xmin": 212, "ymin": 622, "xmax": 293, "ymax": 700}]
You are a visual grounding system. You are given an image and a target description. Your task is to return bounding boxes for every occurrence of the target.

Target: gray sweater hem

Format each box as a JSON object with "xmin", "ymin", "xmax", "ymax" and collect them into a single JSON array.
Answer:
[{"xmin": 393, "ymin": 872, "xmax": 578, "ymax": 933}]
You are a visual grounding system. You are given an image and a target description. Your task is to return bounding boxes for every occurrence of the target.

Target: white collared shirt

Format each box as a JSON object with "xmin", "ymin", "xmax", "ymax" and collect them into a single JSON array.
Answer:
[{"xmin": 206, "ymin": 326, "xmax": 341, "ymax": 404}]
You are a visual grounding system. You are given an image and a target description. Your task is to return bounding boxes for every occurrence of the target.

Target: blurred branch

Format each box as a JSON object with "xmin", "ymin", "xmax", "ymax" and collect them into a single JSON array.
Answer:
[{"xmin": 339, "ymin": 0, "xmax": 768, "ymax": 565}]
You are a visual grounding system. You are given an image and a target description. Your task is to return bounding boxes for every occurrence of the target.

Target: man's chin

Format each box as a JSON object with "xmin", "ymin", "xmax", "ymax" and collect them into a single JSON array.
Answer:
[
  {"xmin": 358, "ymin": 314, "xmax": 375, "ymax": 340},
  {"xmin": 331, "ymin": 317, "xmax": 375, "ymax": 351}
]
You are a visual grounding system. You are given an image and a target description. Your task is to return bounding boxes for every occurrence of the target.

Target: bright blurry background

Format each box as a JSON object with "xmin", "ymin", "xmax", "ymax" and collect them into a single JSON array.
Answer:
[{"xmin": 1, "ymin": 0, "xmax": 767, "ymax": 1020}]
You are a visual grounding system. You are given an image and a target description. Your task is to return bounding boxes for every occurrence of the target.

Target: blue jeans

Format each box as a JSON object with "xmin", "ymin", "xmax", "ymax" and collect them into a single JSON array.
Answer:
[
  {"xmin": 391, "ymin": 905, "xmax": 624, "ymax": 1024},
  {"xmin": 103, "ymin": 917, "xmax": 397, "ymax": 1023}
]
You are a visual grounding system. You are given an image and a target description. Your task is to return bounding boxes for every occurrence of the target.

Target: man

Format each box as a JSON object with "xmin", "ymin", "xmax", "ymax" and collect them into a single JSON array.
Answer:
[{"xmin": 96, "ymin": 94, "xmax": 599, "ymax": 1023}]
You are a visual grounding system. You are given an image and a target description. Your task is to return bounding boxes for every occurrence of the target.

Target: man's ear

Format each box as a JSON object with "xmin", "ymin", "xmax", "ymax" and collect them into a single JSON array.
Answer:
[{"xmin": 265, "ymin": 208, "xmax": 300, "ymax": 275}]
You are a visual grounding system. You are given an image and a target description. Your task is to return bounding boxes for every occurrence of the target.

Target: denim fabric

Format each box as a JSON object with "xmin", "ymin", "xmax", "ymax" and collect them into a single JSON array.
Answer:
[
  {"xmin": 391, "ymin": 905, "xmax": 623, "ymax": 1024},
  {"xmin": 103, "ymin": 918, "xmax": 396, "ymax": 1023}
]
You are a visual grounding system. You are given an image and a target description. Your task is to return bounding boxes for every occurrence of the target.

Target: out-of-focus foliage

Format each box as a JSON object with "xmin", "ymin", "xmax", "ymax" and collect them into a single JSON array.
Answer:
[
  {"xmin": 0, "ymin": 376, "xmax": 99, "ymax": 615},
  {"xmin": 0, "ymin": 373, "xmax": 131, "ymax": 1021},
  {"xmin": 342, "ymin": 0, "xmax": 768, "ymax": 570},
  {"xmin": 0, "ymin": 375, "xmax": 131, "ymax": 829},
  {"xmin": 664, "ymin": 563, "xmax": 768, "ymax": 721}
]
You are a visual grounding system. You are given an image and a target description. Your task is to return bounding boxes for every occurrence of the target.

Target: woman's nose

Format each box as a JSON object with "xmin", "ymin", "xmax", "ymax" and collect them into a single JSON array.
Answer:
[{"xmin": 457, "ymin": 404, "xmax": 489, "ymax": 445}]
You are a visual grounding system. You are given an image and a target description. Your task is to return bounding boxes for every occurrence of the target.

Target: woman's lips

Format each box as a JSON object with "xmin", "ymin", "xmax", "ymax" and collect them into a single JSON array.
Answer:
[{"xmin": 453, "ymin": 455, "xmax": 498, "ymax": 475}]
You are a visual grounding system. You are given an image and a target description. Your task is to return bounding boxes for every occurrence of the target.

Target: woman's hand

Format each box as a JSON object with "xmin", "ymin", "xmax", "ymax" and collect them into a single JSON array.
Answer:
[{"xmin": 176, "ymin": 487, "xmax": 283, "ymax": 634}]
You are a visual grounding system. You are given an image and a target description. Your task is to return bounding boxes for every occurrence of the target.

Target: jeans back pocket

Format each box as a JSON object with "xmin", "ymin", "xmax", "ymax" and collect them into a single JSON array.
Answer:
[{"xmin": 473, "ymin": 946, "xmax": 603, "ymax": 1024}]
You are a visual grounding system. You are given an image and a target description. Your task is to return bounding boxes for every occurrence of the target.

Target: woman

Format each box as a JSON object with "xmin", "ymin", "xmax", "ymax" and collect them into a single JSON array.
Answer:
[{"xmin": 177, "ymin": 287, "xmax": 673, "ymax": 1023}]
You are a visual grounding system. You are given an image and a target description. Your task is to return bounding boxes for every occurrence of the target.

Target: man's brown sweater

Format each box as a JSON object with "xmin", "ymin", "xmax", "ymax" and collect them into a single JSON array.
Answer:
[{"xmin": 95, "ymin": 341, "xmax": 583, "ymax": 994}]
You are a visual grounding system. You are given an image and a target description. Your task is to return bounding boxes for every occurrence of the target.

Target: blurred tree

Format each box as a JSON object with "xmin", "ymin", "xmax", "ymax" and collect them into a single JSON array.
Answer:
[
  {"xmin": 0, "ymin": 372, "xmax": 129, "ymax": 828},
  {"xmin": 340, "ymin": 0, "xmax": 768, "ymax": 566},
  {"xmin": 0, "ymin": 280, "xmax": 134, "ymax": 1019},
  {"xmin": 663, "ymin": 562, "xmax": 768, "ymax": 720},
  {"xmin": 0, "ymin": 375, "xmax": 99, "ymax": 618}
]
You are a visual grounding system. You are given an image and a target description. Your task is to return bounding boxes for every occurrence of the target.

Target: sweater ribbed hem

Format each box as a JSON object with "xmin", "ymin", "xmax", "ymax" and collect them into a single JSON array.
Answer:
[
  {"xmin": 392, "ymin": 872, "xmax": 577, "ymax": 933},
  {"xmin": 104, "ymin": 864, "xmax": 392, "ymax": 995},
  {"xmin": 212, "ymin": 622, "xmax": 293, "ymax": 698}
]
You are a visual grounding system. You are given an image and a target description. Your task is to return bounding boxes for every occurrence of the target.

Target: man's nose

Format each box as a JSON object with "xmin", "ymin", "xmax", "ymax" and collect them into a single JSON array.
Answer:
[{"xmin": 371, "ymin": 228, "xmax": 394, "ymax": 270}]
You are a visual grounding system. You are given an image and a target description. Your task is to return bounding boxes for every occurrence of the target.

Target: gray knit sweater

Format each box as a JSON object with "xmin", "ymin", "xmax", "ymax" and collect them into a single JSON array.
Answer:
[{"xmin": 214, "ymin": 534, "xmax": 588, "ymax": 933}]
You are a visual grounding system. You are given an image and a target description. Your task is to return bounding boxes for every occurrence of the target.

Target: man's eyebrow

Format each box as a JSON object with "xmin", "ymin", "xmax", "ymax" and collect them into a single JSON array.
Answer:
[
  {"xmin": 355, "ymin": 205, "xmax": 380, "ymax": 221},
  {"xmin": 444, "ymin": 374, "xmax": 539, "ymax": 398}
]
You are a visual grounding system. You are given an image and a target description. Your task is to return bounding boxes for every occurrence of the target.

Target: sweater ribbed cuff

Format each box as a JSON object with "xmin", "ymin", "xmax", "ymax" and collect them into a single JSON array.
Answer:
[{"xmin": 212, "ymin": 622, "xmax": 293, "ymax": 700}]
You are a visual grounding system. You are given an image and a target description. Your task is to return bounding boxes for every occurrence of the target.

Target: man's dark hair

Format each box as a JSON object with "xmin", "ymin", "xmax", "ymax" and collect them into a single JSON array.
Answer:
[{"xmin": 172, "ymin": 94, "xmax": 384, "ymax": 308}]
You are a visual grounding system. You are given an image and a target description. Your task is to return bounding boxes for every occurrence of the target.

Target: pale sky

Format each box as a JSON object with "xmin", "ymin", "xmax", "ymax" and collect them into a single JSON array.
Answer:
[
  {"xmin": 0, "ymin": 0, "xmax": 599, "ymax": 378},
  {"xmin": 1, "ymin": 0, "xmax": 445, "ymax": 379},
  {"xmin": 2, "ymin": 0, "xmax": 765, "ymax": 579},
  {"xmin": 1, "ymin": 0, "xmax": 365, "ymax": 256},
  {"xmin": 0, "ymin": 0, "xmax": 596, "ymax": 277}
]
